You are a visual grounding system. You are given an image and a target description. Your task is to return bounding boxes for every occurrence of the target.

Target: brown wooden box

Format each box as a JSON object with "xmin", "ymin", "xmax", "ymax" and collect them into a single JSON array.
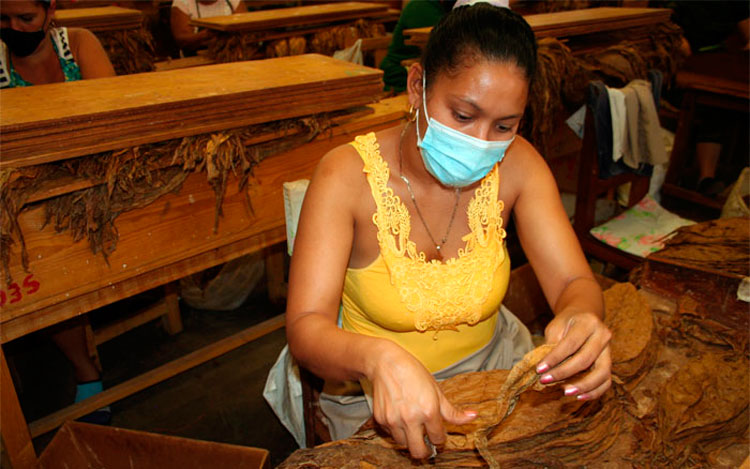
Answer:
[{"xmin": 39, "ymin": 421, "xmax": 270, "ymax": 469}]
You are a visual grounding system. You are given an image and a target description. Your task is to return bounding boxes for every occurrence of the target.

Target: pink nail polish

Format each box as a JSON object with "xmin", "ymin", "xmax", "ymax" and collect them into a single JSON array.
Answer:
[
  {"xmin": 576, "ymin": 393, "xmax": 589, "ymax": 401},
  {"xmin": 540, "ymin": 374, "xmax": 553, "ymax": 384},
  {"xmin": 465, "ymin": 410, "xmax": 477, "ymax": 418},
  {"xmin": 536, "ymin": 362, "xmax": 549, "ymax": 373},
  {"xmin": 564, "ymin": 387, "xmax": 579, "ymax": 396}
]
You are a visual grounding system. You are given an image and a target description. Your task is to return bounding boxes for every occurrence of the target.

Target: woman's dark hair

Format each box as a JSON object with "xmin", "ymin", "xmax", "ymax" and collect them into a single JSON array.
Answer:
[{"xmin": 422, "ymin": 4, "xmax": 537, "ymax": 88}]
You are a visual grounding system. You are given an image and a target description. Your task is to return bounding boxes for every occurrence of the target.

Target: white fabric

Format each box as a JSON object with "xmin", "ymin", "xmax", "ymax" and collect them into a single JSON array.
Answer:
[
  {"xmin": 283, "ymin": 179, "xmax": 310, "ymax": 256},
  {"xmin": 606, "ymin": 87, "xmax": 627, "ymax": 162},
  {"xmin": 172, "ymin": 0, "xmax": 240, "ymax": 18},
  {"xmin": 333, "ymin": 39, "xmax": 363, "ymax": 65},
  {"xmin": 649, "ymin": 128, "xmax": 674, "ymax": 201},
  {"xmin": 453, "ymin": 0, "xmax": 510, "ymax": 8},
  {"xmin": 263, "ymin": 345, "xmax": 307, "ymax": 448},
  {"xmin": 565, "ymin": 104, "xmax": 586, "ymax": 139},
  {"xmin": 264, "ymin": 178, "xmax": 310, "ymax": 447}
]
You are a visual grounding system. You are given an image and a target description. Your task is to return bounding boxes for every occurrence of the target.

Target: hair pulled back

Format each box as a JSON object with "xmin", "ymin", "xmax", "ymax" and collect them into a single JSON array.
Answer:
[{"xmin": 421, "ymin": 4, "xmax": 537, "ymax": 89}]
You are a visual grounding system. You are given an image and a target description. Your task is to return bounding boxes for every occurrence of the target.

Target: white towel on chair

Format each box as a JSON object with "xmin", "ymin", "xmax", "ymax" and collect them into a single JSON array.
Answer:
[{"xmin": 607, "ymin": 87, "xmax": 627, "ymax": 162}]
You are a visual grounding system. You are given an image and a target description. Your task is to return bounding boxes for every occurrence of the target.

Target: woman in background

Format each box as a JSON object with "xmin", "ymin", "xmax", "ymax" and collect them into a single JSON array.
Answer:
[
  {"xmin": 0, "ymin": 0, "xmax": 114, "ymax": 87},
  {"xmin": 170, "ymin": 0, "xmax": 247, "ymax": 56}
]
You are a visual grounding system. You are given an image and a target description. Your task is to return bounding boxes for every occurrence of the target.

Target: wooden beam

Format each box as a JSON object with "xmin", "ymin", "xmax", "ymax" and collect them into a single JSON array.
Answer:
[
  {"xmin": 29, "ymin": 314, "xmax": 285, "ymax": 438},
  {"xmin": 1, "ymin": 347, "xmax": 37, "ymax": 469},
  {"xmin": 93, "ymin": 297, "xmax": 173, "ymax": 346},
  {"xmin": 191, "ymin": 2, "xmax": 387, "ymax": 32},
  {"xmin": 161, "ymin": 282, "xmax": 183, "ymax": 336}
]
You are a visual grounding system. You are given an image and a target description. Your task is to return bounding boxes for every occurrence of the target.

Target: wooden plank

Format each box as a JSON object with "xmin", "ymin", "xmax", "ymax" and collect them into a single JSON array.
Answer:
[
  {"xmin": 93, "ymin": 297, "xmax": 171, "ymax": 345},
  {"xmin": 360, "ymin": 35, "xmax": 392, "ymax": 52},
  {"xmin": 54, "ymin": 6, "xmax": 142, "ymax": 32},
  {"xmin": 1, "ymin": 347, "xmax": 37, "ymax": 469},
  {"xmin": 675, "ymin": 51, "xmax": 750, "ymax": 100},
  {"xmin": 0, "ymin": 96, "xmax": 407, "ymax": 341},
  {"xmin": 403, "ymin": 7, "xmax": 671, "ymax": 47},
  {"xmin": 1, "ymin": 54, "xmax": 383, "ymax": 168},
  {"xmin": 525, "ymin": 7, "xmax": 671, "ymax": 38},
  {"xmin": 161, "ymin": 282, "xmax": 183, "ymax": 335},
  {"xmin": 153, "ymin": 55, "xmax": 216, "ymax": 72},
  {"xmin": 0, "ymin": 225, "xmax": 288, "ymax": 345},
  {"xmin": 29, "ymin": 314, "xmax": 286, "ymax": 438},
  {"xmin": 660, "ymin": 183, "xmax": 725, "ymax": 211},
  {"xmin": 205, "ymin": 11, "xmax": 396, "ymax": 46},
  {"xmin": 191, "ymin": 2, "xmax": 387, "ymax": 32}
]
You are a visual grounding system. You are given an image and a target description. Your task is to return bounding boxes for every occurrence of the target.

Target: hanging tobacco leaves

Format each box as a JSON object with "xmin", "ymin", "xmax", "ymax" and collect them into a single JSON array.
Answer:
[{"xmin": 1, "ymin": 113, "xmax": 331, "ymax": 284}]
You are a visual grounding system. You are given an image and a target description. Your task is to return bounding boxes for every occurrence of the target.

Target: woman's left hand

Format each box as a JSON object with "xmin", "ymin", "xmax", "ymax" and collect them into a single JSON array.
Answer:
[{"xmin": 536, "ymin": 310, "xmax": 612, "ymax": 401}]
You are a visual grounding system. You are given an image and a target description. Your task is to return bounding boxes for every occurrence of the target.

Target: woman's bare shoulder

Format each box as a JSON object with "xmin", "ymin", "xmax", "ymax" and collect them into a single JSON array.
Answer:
[
  {"xmin": 315, "ymin": 140, "xmax": 365, "ymax": 182},
  {"xmin": 307, "ymin": 139, "xmax": 368, "ymax": 205},
  {"xmin": 66, "ymin": 27, "xmax": 99, "ymax": 46}
]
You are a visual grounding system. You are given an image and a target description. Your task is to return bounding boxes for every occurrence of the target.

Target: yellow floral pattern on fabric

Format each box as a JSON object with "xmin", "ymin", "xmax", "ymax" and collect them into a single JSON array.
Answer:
[{"xmin": 352, "ymin": 132, "xmax": 506, "ymax": 332}]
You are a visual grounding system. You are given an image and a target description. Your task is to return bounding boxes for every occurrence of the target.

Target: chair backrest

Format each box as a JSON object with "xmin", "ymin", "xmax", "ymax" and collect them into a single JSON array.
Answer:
[{"xmin": 572, "ymin": 74, "xmax": 663, "ymax": 270}]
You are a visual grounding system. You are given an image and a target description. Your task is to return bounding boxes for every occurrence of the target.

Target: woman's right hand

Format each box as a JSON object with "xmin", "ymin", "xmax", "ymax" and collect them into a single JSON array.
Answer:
[{"xmin": 368, "ymin": 342, "xmax": 477, "ymax": 459}]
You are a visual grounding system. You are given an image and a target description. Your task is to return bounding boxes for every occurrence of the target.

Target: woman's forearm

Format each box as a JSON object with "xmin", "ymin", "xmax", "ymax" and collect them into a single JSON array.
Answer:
[
  {"xmin": 287, "ymin": 312, "xmax": 396, "ymax": 383},
  {"xmin": 552, "ymin": 276, "xmax": 604, "ymax": 319}
]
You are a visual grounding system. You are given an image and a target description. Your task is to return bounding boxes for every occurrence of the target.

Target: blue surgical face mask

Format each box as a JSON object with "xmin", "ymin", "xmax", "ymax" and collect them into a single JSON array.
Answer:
[{"xmin": 416, "ymin": 75, "xmax": 515, "ymax": 187}]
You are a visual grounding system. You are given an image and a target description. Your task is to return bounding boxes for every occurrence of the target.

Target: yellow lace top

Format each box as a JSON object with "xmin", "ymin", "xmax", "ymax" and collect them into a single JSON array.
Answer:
[{"xmin": 341, "ymin": 133, "xmax": 511, "ymax": 372}]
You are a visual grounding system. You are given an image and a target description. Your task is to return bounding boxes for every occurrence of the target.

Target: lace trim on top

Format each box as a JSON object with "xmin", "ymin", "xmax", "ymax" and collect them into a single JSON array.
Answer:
[{"xmin": 352, "ymin": 132, "xmax": 507, "ymax": 332}]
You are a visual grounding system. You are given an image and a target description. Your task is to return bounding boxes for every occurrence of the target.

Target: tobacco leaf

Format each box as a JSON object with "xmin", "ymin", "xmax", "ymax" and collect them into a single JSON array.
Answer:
[{"xmin": 0, "ymin": 114, "xmax": 333, "ymax": 283}]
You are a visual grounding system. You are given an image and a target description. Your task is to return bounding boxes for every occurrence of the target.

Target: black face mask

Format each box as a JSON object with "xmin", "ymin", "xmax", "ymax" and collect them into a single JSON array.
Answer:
[{"xmin": 1, "ymin": 11, "xmax": 48, "ymax": 58}]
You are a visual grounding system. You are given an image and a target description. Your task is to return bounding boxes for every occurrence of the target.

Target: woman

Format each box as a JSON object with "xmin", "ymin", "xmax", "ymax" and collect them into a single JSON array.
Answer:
[
  {"xmin": 0, "ymin": 0, "xmax": 114, "ymax": 87},
  {"xmin": 170, "ymin": 0, "xmax": 247, "ymax": 55},
  {"xmin": 286, "ymin": 4, "xmax": 611, "ymax": 459},
  {"xmin": 1, "ymin": 0, "xmax": 115, "ymax": 422}
]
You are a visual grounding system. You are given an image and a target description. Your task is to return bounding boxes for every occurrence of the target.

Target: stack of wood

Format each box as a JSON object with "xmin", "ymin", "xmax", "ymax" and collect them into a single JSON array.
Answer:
[
  {"xmin": 54, "ymin": 6, "xmax": 155, "ymax": 75},
  {"xmin": 191, "ymin": 2, "xmax": 397, "ymax": 63},
  {"xmin": 0, "ymin": 54, "xmax": 384, "ymax": 282},
  {"xmin": 278, "ymin": 280, "xmax": 748, "ymax": 468}
]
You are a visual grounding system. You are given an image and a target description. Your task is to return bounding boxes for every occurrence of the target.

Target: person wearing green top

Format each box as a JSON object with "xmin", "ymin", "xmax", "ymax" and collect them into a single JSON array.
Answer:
[{"xmin": 379, "ymin": 0, "xmax": 455, "ymax": 93}]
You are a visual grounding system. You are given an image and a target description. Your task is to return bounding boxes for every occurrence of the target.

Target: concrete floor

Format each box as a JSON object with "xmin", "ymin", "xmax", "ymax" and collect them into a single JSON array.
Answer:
[{"xmin": 8, "ymin": 281, "xmax": 298, "ymax": 467}]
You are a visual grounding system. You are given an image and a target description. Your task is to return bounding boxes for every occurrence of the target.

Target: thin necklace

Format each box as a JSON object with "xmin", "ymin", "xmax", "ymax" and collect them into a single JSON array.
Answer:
[{"xmin": 398, "ymin": 122, "xmax": 461, "ymax": 260}]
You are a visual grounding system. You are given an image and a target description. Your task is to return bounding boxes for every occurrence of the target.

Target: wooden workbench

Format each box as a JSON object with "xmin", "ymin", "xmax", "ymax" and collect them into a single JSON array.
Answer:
[
  {"xmin": 190, "ymin": 2, "xmax": 398, "ymax": 65},
  {"xmin": 403, "ymin": 7, "xmax": 672, "ymax": 49},
  {"xmin": 0, "ymin": 94, "xmax": 408, "ymax": 469}
]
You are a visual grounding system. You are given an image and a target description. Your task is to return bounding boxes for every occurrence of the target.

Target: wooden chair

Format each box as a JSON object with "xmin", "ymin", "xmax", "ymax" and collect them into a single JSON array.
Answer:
[{"xmin": 572, "ymin": 81, "xmax": 652, "ymax": 271}]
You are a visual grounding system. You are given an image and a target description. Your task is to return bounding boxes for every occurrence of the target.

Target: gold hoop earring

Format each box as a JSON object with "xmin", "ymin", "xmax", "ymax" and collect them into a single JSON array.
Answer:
[{"xmin": 407, "ymin": 105, "xmax": 417, "ymax": 122}]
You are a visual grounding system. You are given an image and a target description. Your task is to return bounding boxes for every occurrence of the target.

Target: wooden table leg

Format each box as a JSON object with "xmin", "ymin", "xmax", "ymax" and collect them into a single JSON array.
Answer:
[
  {"xmin": 161, "ymin": 282, "xmax": 183, "ymax": 336},
  {"xmin": 664, "ymin": 91, "xmax": 696, "ymax": 188},
  {"xmin": 1, "ymin": 346, "xmax": 37, "ymax": 469},
  {"xmin": 265, "ymin": 243, "xmax": 287, "ymax": 305}
]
